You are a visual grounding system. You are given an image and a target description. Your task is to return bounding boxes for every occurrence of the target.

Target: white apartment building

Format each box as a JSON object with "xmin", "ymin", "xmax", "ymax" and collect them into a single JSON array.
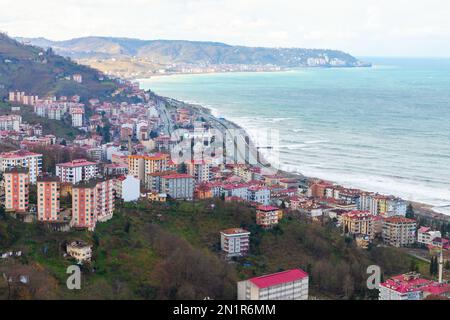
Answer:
[
  {"xmin": 237, "ymin": 269, "xmax": 309, "ymax": 300},
  {"xmin": 220, "ymin": 228, "xmax": 250, "ymax": 258},
  {"xmin": 0, "ymin": 150, "xmax": 42, "ymax": 183},
  {"xmin": 417, "ymin": 227, "xmax": 441, "ymax": 246},
  {"xmin": 0, "ymin": 115, "xmax": 21, "ymax": 131},
  {"xmin": 95, "ymin": 179, "xmax": 115, "ymax": 222},
  {"xmin": 248, "ymin": 186, "xmax": 271, "ymax": 205},
  {"xmin": 71, "ymin": 108, "xmax": 84, "ymax": 127},
  {"xmin": 56, "ymin": 159, "xmax": 98, "ymax": 184}
]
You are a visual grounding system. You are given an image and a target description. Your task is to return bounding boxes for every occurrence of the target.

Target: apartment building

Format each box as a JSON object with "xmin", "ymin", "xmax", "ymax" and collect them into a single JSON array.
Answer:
[
  {"xmin": 220, "ymin": 228, "xmax": 250, "ymax": 258},
  {"xmin": 128, "ymin": 155, "xmax": 145, "ymax": 181},
  {"xmin": 186, "ymin": 160, "xmax": 212, "ymax": 183},
  {"xmin": 0, "ymin": 114, "xmax": 22, "ymax": 131},
  {"xmin": 37, "ymin": 177, "xmax": 60, "ymax": 222},
  {"xmin": 379, "ymin": 272, "xmax": 450, "ymax": 300},
  {"xmin": 256, "ymin": 205, "xmax": 281, "ymax": 229},
  {"xmin": 342, "ymin": 210, "xmax": 375, "ymax": 240},
  {"xmin": 237, "ymin": 269, "xmax": 309, "ymax": 300},
  {"xmin": 95, "ymin": 179, "xmax": 115, "ymax": 222},
  {"xmin": 3, "ymin": 167, "xmax": 29, "ymax": 212},
  {"xmin": 56, "ymin": 159, "xmax": 98, "ymax": 184},
  {"xmin": 417, "ymin": 227, "xmax": 441, "ymax": 246},
  {"xmin": 128, "ymin": 153, "xmax": 170, "ymax": 183},
  {"xmin": 161, "ymin": 173, "xmax": 194, "ymax": 200},
  {"xmin": 0, "ymin": 150, "xmax": 42, "ymax": 183},
  {"xmin": 248, "ymin": 185, "xmax": 271, "ymax": 205},
  {"xmin": 382, "ymin": 216, "xmax": 416, "ymax": 247},
  {"xmin": 71, "ymin": 107, "xmax": 84, "ymax": 127},
  {"xmin": 71, "ymin": 182, "xmax": 97, "ymax": 231}
]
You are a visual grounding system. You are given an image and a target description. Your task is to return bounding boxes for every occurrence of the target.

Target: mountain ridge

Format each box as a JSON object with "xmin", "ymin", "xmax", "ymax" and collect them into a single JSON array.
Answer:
[{"xmin": 15, "ymin": 36, "xmax": 371, "ymax": 78}]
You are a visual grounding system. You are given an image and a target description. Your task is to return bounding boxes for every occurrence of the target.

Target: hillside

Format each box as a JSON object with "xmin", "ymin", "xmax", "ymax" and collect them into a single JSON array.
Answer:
[
  {"xmin": 0, "ymin": 33, "xmax": 118, "ymax": 101},
  {"xmin": 0, "ymin": 199, "xmax": 423, "ymax": 300},
  {"xmin": 16, "ymin": 36, "xmax": 371, "ymax": 78}
]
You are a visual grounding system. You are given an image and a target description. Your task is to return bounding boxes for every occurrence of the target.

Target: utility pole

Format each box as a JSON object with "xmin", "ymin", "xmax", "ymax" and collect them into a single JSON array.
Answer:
[{"xmin": 439, "ymin": 242, "xmax": 444, "ymax": 284}]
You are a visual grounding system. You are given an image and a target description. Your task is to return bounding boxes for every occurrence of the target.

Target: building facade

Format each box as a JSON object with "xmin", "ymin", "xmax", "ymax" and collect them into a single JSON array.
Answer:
[
  {"xmin": 37, "ymin": 177, "xmax": 60, "ymax": 222},
  {"xmin": 382, "ymin": 216, "xmax": 416, "ymax": 247},
  {"xmin": 4, "ymin": 168, "xmax": 29, "ymax": 212},
  {"xmin": 56, "ymin": 159, "xmax": 98, "ymax": 184},
  {"xmin": 161, "ymin": 173, "xmax": 194, "ymax": 200},
  {"xmin": 220, "ymin": 228, "xmax": 250, "ymax": 258},
  {"xmin": 237, "ymin": 269, "xmax": 309, "ymax": 300},
  {"xmin": 256, "ymin": 205, "xmax": 281, "ymax": 229},
  {"xmin": 342, "ymin": 211, "xmax": 375, "ymax": 240},
  {"xmin": 0, "ymin": 150, "xmax": 42, "ymax": 184}
]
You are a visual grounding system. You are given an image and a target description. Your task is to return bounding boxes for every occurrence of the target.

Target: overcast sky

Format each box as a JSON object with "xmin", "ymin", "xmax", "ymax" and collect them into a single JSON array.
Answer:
[{"xmin": 1, "ymin": 0, "xmax": 450, "ymax": 57}]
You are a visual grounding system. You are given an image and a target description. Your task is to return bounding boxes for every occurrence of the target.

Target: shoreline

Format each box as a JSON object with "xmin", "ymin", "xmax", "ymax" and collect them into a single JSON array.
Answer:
[
  {"xmin": 143, "ymin": 78, "xmax": 450, "ymax": 222},
  {"xmin": 135, "ymin": 64, "xmax": 373, "ymax": 81},
  {"xmin": 153, "ymin": 93, "xmax": 450, "ymax": 221}
]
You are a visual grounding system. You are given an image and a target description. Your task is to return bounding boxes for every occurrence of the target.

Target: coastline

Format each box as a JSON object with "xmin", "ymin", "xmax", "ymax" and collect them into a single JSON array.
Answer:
[{"xmin": 153, "ymin": 92, "xmax": 450, "ymax": 221}]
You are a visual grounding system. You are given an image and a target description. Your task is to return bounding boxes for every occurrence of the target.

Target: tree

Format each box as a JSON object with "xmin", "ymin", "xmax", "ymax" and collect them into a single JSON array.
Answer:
[
  {"xmin": 406, "ymin": 204, "xmax": 415, "ymax": 219},
  {"xmin": 410, "ymin": 259, "xmax": 419, "ymax": 272},
  {"xmin": 177, "ymin": 162, "xmax": 187, "ymax": 174}
]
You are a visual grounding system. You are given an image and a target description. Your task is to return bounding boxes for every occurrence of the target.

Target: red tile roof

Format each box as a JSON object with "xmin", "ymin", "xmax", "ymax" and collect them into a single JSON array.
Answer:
[
  {"xmin": 162, "ymin": 173, "xmax": 193, "ymax": 179},
  {"xmin": 256, "ymin": 205, "xmax": 279, "ymax": 212},
  {"xmin": 249, "ymin": 269, "xmax": 308, "ymax": 289}
]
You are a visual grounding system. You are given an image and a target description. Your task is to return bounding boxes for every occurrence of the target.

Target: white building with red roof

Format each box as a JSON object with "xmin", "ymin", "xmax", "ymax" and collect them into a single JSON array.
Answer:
[
  {"xmin": 417, "ymin": 227, "xmax": 441, "ymax": 246},
  {"xmin": 56, "ymin": 159, "xmax": 98, "ymax": 184},
  {"xmin": 379, "ymin": 272, "xmax": 450, "ymax": 300},
  {"xmin": 0, "ymin": 150, "xmax": 42, "ymax": 183},
  {"xmin": 237, "ymin": 269, "xmax": 309, "ymax": 300}
]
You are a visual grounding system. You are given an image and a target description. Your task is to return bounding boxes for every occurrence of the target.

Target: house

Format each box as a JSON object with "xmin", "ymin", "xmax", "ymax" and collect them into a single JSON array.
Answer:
[
  {"xmin": 66, "ymin": 241, "xmax": 92, "ymax": 263},
  {"xmin": 237, "ymin": 269, "xmax": 309, "ymax": 300},
  {"xmin": 147, "ymin": 192, "xmax": 167, "ymax": 202}
]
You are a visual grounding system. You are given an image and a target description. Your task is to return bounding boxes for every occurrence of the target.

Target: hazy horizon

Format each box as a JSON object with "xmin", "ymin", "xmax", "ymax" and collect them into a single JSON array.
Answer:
[{"xmin": 1, "ymin": 0, "xmax": 450, "ymax": 58}]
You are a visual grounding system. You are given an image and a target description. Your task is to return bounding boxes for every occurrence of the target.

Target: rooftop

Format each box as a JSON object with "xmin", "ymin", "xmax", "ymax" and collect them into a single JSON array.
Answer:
[
  {"xmin": 221, "ymin": 228, "xmax": 250, "ymax": 236},
  {"xmin": 57, "ymin": 159, "xmax": 97, "ymax": 167},
  {"xmin": 249, "ymin": 269, "xmax": 308, "ymax": 289}
]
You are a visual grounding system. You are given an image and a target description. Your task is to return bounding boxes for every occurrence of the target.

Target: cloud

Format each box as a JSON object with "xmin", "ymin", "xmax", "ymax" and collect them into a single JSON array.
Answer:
[{"xmin": 1, "ymin": 0, "xmax": 450, "ymax": 56}]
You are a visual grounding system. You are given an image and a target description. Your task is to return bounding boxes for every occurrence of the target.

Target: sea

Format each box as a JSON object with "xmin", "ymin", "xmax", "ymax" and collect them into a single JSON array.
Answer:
[{"xmin": 139, "ymin": 57, "xmax": 450, "ymax": 215}]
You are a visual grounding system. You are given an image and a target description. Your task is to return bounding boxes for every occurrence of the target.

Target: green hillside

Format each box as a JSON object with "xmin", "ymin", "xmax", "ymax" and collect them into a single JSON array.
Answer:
[
  {"xmin": 0, "ymin": 32, "xmax": 118, "ymax": 102},
  {"xmin": 0, "ymin": 199, "xmax": 418, "ymax": 300}
]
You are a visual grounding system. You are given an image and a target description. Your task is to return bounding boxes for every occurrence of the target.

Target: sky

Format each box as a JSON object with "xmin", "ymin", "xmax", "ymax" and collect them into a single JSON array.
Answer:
[{"xmin": 1, "ymin": 0, "xmax": 450, "ymax": 57}]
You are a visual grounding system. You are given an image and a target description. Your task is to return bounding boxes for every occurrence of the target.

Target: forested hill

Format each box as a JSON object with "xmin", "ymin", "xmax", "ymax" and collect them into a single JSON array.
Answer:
[
  {"xmin": 0, "ymin": 32, "xmax": 118, "ymax": 101},
  {"xmin": 17, "ymin": 36, "xmax": 370, "ymax": 68}
]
